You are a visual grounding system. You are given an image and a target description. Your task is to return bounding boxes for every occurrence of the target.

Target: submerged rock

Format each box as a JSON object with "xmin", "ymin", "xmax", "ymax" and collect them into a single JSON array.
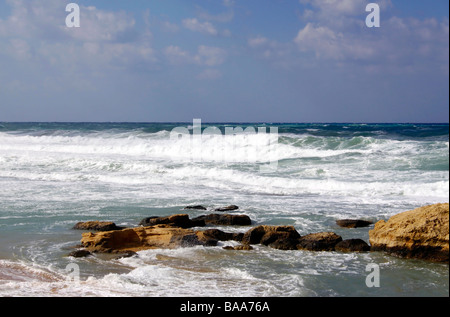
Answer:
[{"xmin": 369, "ymin": 203, "xmax": 449, "ymax": 263}]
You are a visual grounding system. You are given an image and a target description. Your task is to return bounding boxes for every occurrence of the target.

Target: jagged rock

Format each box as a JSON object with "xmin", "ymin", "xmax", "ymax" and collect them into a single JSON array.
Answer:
[
  {"xmin": 215, "ymin": 205, "xmax": 239, "ymax": 212},
  {"xmin": 73, "ymin": 221, "xmax": 125, "ymax": 232},
  {"xmin": 369, "ymin": 203, "xmax": 449, "ymax": 263},
  {"xmin": 336, "ymin": 219, "xmax": 373, "ymax": 228},
  {"xmin": 192, "ymin": 214, "xmax": 251, "ymax": 226},
  {"xmin": 335, "ymin": 239, "xmax": 370, "ymax": 252},
  {"xmin": 297, "ymin": 232, "xmax": 343, "ymax": 251},
  {"xmin": 242, "ymin": 225, "xmax": 301, "ymax": 250},
  {"xmin": 139, "ymin": 214, "xmax": 205, "ymax": 228}
]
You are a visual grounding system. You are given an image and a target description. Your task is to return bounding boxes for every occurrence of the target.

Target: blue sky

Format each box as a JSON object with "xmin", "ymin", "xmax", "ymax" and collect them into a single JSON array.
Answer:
[{"xmin": 0, "ymin": 0, "xmax": 448, "ymax": 122}]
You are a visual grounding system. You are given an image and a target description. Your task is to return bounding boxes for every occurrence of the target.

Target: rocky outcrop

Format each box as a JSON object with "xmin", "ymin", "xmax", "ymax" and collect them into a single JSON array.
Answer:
[
  {"xmin": 336, "ymin": 219, "xmax": 373, "ymax": 228},
  {"xmin": 369, "ymin": 203, "xmax": 449, "ymax": 263},
  {"xmin": 73, "ymin": 221, "xmax": 125, "ymax": 232},
  {"xmin": 297, "ymin": 232, "xmax": 343, "ymax": 251},
  {"xmin": 192, "ymin": 214, "xmax": 251, "ymax": 226},
  {"xmin": 81, "ymin": 225, "xmax": 218, "ymax": 253},
  {"xmin": 241, "ymin": 225, "xmax": 301, "ymax": 250}
]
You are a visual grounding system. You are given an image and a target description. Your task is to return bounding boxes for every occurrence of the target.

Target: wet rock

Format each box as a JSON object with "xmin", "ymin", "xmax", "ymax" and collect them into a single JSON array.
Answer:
[
  {"xmin": 139, "ymin": 214, "xmax": 205, "ymax": 228},
  {"xmin": 68, "ymin": 249, "xmax": 92, "ymax": 258},
  {"xmin": 369, "ymin": 203, "xmax": 449, "ymax": 263},
  {"xmin": 185, "ymin": 205, "xmax": 207, "ymax": 210},
  {"xmin": 215, "ymin": 205, "xmax": 239, "ymax": 212},
  {"xmin": 81, "ymin": 225, "xmax": 217, "ymax": 253},
  {"xmin": 242, "ymin": 225, "xmax": 301, "ymax": 250},
  {"xmin": 335, "ymin": 239, "xmax": 370, "ymax": 252},
  {"xmin": 336, "ymin": 219, "xmax": 373, "ymax": 228},
  {"xmin": 297, "ymin": 232, "xmax": 343, "ymax": 251},
  {"xmin": 223, "ymin": 245, "xmax": 253, "ymax": 251},
  {"xmin": 197, "ymin": 229, "xmax": 244, "ymax": 242},
  {"xmin": 192, "ymin": 214, "xmax": 252, "ymax": 226},
  {"xmin": 73, "ymin": 221, "xmax": 125, "ymax": 232}
]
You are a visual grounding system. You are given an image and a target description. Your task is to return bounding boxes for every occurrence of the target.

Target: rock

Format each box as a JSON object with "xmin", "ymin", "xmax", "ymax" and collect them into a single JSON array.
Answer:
[
  {"xmin": 336, "ymin": 219, "xmax": 373, "ymax": 228},
  {"xmin": 297, "ymin": 232, "xmax": 343, "ymax": 251},
  {"xmin": 73, "ymin": 221, "xmax": 125, "ymax": 232},
  {"xmin": 80, "ymin": 225, "xmax": 216, "ymax": 253},
  {"xmin": 335, "ymin": 239, "xmax": 371, "ymax": 252},
  {"xmin": 215, "ymin": 205, "xmax": 239, "ymax": 212},
  {"xmin": 242, "ymin": 225, "xmax": 301, "ymax": 250},
  {"xmin": 223, "ymin": 245, "xmax": 253, "ymax": 251},
  {"xmin": 68, "ymin": 249, "xmax": 92, "ymax": 258},
  {"xmin": 139, "ymin": 214, "xmax": 205, "ymax": 228},
  {"xmin": 197, "ymin": 229, "xmax": 244, "ymax": 242},
  {"xmin": 185, "ymin": 205, "xmax": 207, "ymax": 210},
  {"xmin": 369, "ymin": 203, "xmax": 449, "ymax": 263},
  {"xmin": 192, "ymin": 214, "xmax": 252, "ymax": 226}
]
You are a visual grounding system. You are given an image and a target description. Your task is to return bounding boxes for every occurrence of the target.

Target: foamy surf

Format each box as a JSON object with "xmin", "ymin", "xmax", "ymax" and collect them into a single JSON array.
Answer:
[{"xmin": 0, "ymin": 123, "xmax": 448, "ymax": 297}]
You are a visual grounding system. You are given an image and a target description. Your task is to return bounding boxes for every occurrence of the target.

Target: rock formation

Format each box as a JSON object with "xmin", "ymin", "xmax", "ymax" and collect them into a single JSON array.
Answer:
[
  {"xmin": 297, "ymin": 232, "xmax": 343, "ymax": 251},
  {"xmin": 73, "ymin": 221, "xmax": 125, "ymax": 231},
  {"xmin": 369, "ymin": 203, "xmax": 449, "ymax": 263}
]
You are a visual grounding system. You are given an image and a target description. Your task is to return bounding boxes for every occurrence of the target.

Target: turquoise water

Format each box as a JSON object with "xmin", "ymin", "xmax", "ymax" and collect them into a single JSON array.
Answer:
[{"xmin": 0, "ymin": 122, "xmax": 448, "ymax": 297}]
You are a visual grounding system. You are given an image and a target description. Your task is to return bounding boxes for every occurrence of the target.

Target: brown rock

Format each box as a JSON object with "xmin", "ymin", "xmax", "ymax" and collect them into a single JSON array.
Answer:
[
  {"xmin": 80, "ymin": 225, "xmax": 217, "ymax": 253},
  {"xmin": 223, "ymin": 245, "xmax": 253, "ymax": 251},
  {"xmin": 215, "ymin": 205, "xmax": 239, "ymax": 212},
  {"xmin": 335, "ymin": 239, "xmax": 371, "ymax": 252},
  {"xmin": 197, "ymin": 229, "xmax": 243, "ymax": 242},
  {"xmin": 73, "ymin": 221, "xmax": 124, "ymax": 232},
  {"xmin": 139, "ymin": 214, "xmax": 205, "ymax": 228},
  {"xmin": 369, "ymin": 203, "xmax": 449, "ymax": 263},
  {"xmin": 336, "ymin": 219, "xmax": 373, "ymax": 228},
  {"xmin": 297, "ymin": 232, "xmax": 343, "ymax": 251},
  {"xmin": 192, "ymin": 214, "xmax": 252, "ymax": 226},
  {"xmin": 242, "ymin": 225, "xmax": 301, "ymax": 250}
]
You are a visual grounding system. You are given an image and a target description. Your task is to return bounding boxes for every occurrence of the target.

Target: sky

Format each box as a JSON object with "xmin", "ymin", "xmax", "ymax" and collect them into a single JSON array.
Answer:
[{"xmin": 0, "ymin": 0, "xmax": 448, "ymax": 123}]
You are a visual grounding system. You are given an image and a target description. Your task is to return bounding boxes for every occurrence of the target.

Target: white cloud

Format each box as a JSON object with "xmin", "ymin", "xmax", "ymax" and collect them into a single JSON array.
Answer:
[
  {"xmin": 182, "ymin": 18, "xmax": 218, "ymax": 36},
  {"xmin": 0, "ymin": 0, "xmax": 156, "ymax": 72},
  {"xmin": 292, "ymin": 1, "xmax": 448, "ymax": 72}
]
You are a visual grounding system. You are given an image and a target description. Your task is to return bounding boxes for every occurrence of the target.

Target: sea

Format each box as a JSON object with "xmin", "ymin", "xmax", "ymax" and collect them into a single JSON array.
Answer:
[{"xmin": 0, "ymin": 122, "xmax": 448, "ymax": 298}]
